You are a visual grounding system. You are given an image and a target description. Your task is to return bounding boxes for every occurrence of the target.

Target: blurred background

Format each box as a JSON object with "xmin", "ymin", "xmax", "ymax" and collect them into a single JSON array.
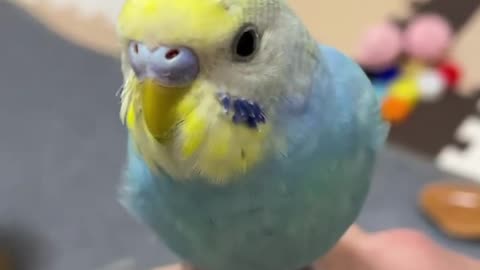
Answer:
[{"xmin": 0, "ymin": 0, "xmax": 479, "ymax": 269}]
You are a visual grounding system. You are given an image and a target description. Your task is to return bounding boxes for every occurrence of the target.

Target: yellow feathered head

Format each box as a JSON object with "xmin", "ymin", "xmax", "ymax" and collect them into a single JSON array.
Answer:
[{"xmin": 116, "ymin": 0, "xmax": 318, "ymax": 182}]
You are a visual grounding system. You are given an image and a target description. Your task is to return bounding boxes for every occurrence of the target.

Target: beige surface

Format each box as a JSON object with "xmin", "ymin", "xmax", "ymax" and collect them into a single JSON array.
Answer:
[
  {"xmin": 10, "ymin": 0, "xmax": 413, "ymax": 56},
  {"xmin": 452, "ymin": 11, "xmax": 480, "ymax": 95},
  {"xmin": 10, "ymin": 0, "xmax": 480, "ymax": 93}
]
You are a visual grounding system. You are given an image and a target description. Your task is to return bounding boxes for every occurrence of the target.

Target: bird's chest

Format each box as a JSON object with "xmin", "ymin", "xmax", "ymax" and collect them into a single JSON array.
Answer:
[
  {"xmin": 123, "ymin": 146, "xmax": 371, "ymax": 270},
  {"xmin": 136, "ymin": 158, "xmax": 313, "ymax": 238}
]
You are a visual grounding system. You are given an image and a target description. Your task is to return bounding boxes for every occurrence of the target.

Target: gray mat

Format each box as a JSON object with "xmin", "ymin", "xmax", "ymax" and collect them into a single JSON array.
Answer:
[{"xmin": 0, "ymin": 3, "xmax": 478, "ymax": 270}]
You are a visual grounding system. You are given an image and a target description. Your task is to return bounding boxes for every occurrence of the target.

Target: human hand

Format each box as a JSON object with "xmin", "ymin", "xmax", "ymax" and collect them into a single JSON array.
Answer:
[
  {"xmin": 152, "ymin": 225, "xmax": 479, "ymax": 270},
  {"xmin": 315, "ymin": 225, "xmax": 479, "ymax": 270}
]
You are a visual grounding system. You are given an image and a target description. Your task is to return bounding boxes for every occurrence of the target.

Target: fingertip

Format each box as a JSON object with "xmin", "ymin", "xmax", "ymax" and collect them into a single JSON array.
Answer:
[
  {"xmin": 341, "ymin": 224, "xmax": 369, "ymax": 244},
  {"xmin": 152, "ymin": 263, "xmax": 185, "ymax": 270}
]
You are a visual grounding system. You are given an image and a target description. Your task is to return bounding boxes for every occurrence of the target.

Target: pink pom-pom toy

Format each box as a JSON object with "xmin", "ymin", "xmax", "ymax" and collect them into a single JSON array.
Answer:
[
  {"xmin": 356, "ymin": 21, "xmax": 403, "ymax": 72},
  {"xmin": 404, "ymin": 13, "xmax": 453, "ymax": 64}
]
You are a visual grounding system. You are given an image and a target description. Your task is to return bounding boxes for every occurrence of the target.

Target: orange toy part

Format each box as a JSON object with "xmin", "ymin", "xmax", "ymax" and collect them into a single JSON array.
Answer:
[{"xmin": 382, "ymin": 96, "xmax": 414, "ymax": 124}]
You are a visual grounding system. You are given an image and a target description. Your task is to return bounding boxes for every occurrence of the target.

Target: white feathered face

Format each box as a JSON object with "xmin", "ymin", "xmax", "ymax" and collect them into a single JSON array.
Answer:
[{"xmin": 203, "ymin": 0, "xmax": 320, "ymax": 111}]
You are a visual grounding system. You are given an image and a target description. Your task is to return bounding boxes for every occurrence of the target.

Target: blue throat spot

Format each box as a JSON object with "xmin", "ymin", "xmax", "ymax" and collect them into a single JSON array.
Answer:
[{"xmin": 216, "ymin": 92, "xmax": 266, "ymax": 129}]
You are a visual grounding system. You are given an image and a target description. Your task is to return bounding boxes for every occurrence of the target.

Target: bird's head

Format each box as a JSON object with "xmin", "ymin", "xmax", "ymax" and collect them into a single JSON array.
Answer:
[{"xmin": 117, "ymin": 0, "xmax": 319, "ymax": 181}]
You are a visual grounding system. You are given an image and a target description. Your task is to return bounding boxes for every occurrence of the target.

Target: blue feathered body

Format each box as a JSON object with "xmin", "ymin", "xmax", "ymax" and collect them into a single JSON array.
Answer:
[{"xmin": 120, "ymin": 45, "xmax": 388, "ymax": 270}]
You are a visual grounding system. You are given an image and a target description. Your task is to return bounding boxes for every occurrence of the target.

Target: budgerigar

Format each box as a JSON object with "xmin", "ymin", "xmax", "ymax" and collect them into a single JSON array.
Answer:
[{"xmin": 116, "ymin": 1, "xmax": 389, "ymax": 270}]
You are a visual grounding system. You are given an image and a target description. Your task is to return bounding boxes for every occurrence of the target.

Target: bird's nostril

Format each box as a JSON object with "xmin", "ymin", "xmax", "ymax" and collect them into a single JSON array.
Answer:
[
  {"xmin": 130, "ymin": 45, "xmax": 199, "ymax": 87},
  {"xmin": 165, "ymin": 49, "xmax": 180, "ymax": 60}
]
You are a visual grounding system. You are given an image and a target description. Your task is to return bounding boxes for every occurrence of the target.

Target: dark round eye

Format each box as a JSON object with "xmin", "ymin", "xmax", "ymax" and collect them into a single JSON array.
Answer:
[{"xmin": 232, "ymin": 24, "xmax": 260, "ymax": 62}]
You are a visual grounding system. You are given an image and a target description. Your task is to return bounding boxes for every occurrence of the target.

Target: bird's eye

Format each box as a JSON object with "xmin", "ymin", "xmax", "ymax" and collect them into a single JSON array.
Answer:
[
  {"xmin": 232, "ymin": 24, "xmax": 260, "ymax": 62},
  {"xmin": 133, "ymin": 43, "xmax": 139, "ymax": 54}
]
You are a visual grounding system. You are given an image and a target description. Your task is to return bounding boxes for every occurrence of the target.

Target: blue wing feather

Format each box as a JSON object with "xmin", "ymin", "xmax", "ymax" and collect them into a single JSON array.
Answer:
[{"xmin": 319, "ymin": 45, "xmax": 390, "ymax": 151}]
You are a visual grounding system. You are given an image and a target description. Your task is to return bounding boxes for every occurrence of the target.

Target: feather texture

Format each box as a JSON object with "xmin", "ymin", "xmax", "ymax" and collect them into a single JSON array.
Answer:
[
  {"xmin": 120, "ymin": 44, "xmax": 389, "ymax": 270},
  {"xmin": 117, "ymin": 0, "xmax": 318, "ymax": 182},
  {"xmin": 117, "ymin": 1, "xmax": 388, "ymax": 270}
]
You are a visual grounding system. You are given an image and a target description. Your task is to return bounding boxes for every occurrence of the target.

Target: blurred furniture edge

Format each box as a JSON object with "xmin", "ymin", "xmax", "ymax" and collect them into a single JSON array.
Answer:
[
  {"xmin": 0, "ymin": 249, "xmax": 13, "ymax": 270},
  {"xmin": 8, "ymin": 0, "xmax": 121, "ymax": 57},
  {"xmin": 8, "ymin": 0, "xmax": 412, "ymax": 60}
]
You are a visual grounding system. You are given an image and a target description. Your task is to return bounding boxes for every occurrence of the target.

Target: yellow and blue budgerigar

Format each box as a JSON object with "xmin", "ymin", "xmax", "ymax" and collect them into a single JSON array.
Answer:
[{"xmin": 116, "ymin": 0, "xmax": 389, "ymax": 270}]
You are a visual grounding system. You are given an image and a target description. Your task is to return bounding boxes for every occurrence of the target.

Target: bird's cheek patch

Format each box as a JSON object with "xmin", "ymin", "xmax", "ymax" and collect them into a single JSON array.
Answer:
[{"xmin": 216, "ymin": 92, "xmax": 267, "ymax": 129}]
